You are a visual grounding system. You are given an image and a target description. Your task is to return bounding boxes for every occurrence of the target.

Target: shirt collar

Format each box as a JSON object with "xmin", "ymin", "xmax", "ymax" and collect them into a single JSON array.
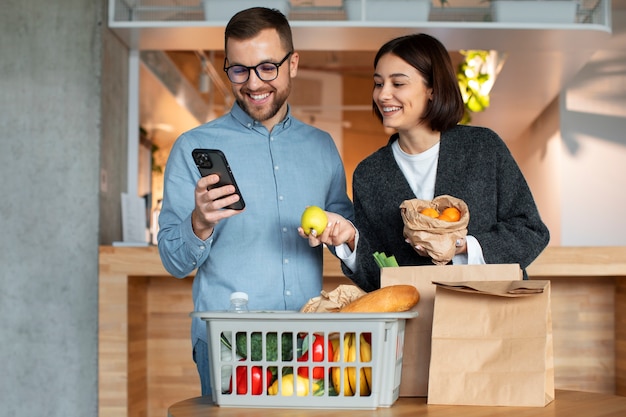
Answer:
[{"xmin": 230, "ymin": 101, "xmax": 293, "ymax": 131}]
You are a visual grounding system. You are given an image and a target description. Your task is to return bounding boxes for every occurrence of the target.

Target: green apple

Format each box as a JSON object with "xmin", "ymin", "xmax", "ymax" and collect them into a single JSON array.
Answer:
[{"xmin": 300, "ymin": 206, "xmax": 328, "ymax": 236}]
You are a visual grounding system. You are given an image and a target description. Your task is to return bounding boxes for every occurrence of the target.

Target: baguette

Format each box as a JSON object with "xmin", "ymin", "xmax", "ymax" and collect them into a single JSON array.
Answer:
[{"xmin": 339, "ymin": 285, "xmax": 420, "ymax": 313}]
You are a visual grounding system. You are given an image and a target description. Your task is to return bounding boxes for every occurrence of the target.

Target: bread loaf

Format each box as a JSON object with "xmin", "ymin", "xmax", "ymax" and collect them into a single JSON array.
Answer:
[{"xmin": 339, "ymin": 285, "xmax": 420, "ymax": 313}]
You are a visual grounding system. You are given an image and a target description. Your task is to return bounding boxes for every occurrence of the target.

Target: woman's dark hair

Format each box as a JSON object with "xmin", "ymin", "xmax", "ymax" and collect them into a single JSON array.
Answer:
[
  {"xmin": 225, "ymin": 7, "xmax": 294, "ymax": 55},
  {"xmin": 372, "ymin": 33, "xmax": 464, "ymax": 132}
]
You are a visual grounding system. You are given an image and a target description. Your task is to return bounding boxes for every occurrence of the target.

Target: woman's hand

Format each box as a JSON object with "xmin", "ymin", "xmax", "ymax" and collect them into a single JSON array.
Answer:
[
  {"xmin": 408, "ymin": 237, "xmax": 467, "ymax": 257},
  {"xmin": 454, "ymin": 237, "xmax": 467, "ymax": 255},
  {"xmin": 298, "ymin": 210, "xmax": 357, "ymax": 250}
]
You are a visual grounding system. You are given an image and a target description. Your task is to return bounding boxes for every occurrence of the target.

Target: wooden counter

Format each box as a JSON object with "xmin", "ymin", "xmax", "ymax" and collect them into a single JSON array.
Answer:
[
  {"xmin": 167, "ymin": 390, "xmax": 626, "ymax": 417},
  {"xmin": 99, "ymin": 246, "xmax": 626, "ymax": 417}
]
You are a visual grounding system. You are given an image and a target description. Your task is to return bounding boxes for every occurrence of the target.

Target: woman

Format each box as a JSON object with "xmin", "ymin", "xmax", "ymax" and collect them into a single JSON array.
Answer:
[{"xmin": 337, "ymin": 33, "xmax": 550, "ymax": 292}]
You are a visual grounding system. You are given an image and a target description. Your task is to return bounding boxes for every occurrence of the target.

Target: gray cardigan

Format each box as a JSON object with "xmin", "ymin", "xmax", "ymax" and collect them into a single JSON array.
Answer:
[{"xmin": 343, "ymin": 124, "xmax": 550, "ymax": 292}]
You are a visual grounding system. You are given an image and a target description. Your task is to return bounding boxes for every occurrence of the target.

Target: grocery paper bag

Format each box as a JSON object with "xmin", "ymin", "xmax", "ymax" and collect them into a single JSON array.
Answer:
[
  {"xmin": 381, "ymin": 264, "xmax": 522, "ymax": 396},
  {"xmin": 400, "ymin": 195, "xmax": 469, "ymax": 265},
  {"xmin": 427, "ymin": 280, "xmax": 554, "ymax": 407}
]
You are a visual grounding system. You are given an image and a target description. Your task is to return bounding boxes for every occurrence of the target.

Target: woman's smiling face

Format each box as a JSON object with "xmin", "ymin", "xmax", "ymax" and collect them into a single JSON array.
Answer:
[{"xmin": 373, "ymin": 53, "xmax": 433, "ymax": 132}]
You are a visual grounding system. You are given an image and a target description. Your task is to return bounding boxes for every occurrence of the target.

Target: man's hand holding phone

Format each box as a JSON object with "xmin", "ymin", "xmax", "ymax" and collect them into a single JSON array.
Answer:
[
  {"xmin": 191, "ymin": 148, "xmax": 246, "ymax": 240},
  {"xmin": 191, "ymin": 174, "xmax": 243, "ymax": 240}
]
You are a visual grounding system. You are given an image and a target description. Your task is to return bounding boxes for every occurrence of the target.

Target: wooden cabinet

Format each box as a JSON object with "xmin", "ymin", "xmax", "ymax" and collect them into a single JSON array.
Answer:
[{"xmin": 98, "ymin": 246, "xmax": 626, "ymax": 417}]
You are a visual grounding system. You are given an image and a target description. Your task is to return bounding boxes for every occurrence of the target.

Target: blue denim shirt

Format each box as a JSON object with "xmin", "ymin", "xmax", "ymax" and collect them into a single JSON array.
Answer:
[{"xmin": 158, "ymin": 103, "xmax": 354, "ymax": 346}]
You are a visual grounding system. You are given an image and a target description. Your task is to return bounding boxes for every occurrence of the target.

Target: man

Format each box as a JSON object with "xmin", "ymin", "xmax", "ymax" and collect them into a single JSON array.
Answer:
[{"xmin": 157, "ymin": 7, "xmax": 354, "ymax": 397}]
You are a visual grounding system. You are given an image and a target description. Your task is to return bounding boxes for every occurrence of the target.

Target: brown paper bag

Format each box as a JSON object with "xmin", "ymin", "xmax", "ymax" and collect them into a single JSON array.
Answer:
[
  {"xmin": 400, "ymin": 195, "xmax": 469, "ymax": 265},
  {"xmin": 381, "ymin": 264, "xmax": 522, "ymax": 396},
  {"xmin": 299, "ymin": 285, "xmax": 365, "ymax": 312},
  {"xmin": 427, "ymin": 280, "xmax": 554, "ymax": 407}
]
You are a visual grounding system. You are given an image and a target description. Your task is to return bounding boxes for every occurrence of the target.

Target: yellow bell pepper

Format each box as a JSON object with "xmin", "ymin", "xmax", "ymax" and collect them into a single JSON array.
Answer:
[{"xmin": 268, "ymin": 374, "xmax": 320, "ymax": 396}]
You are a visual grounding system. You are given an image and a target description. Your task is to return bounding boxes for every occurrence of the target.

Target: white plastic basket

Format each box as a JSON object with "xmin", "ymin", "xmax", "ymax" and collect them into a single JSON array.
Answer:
[{"xmin": 191, "ymin": 311, "xmax": 418, "ymax": 409}]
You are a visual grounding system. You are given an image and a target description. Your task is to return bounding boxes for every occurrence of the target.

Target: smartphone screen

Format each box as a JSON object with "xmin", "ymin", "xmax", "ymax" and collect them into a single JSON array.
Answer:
[{"xmin": 192, "ymin": 148, "xmax": 245, "ymax": 210}]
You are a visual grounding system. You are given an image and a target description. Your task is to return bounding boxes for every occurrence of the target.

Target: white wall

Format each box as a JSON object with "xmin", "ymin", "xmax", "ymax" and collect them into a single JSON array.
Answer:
[
  {"xmin": 559, "ymin": 11, "xmax": 626, "ymax": 246},
  {"xmin": 502, "ymin": 11, "xmax": 626, "ymax": 248},
  {"xmin": 508, "ymin": 98, "xmax": 562, "ymax": 246}
]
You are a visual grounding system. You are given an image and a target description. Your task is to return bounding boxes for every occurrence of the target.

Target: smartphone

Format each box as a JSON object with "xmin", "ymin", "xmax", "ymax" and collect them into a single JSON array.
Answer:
[{"xmin": 192, "ymin": 148, "xmax": 245, "ymax": 210}]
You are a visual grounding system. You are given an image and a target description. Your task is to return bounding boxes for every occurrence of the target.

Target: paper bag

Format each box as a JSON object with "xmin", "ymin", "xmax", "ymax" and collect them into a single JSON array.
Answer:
[
  {"xmin": 400, "ymin": 195, "xmax": 470, "ymax": 265},
  {"xmin": 427, "ymin": 280, "xmax": 554, "ymax": 407},
  {"xmin": 299, "ymin": 285, "xmax": 365, "ymax": 312},
  {"xmin": 381, "ymin": 264, "xmax": 522, "ymax": 396}
]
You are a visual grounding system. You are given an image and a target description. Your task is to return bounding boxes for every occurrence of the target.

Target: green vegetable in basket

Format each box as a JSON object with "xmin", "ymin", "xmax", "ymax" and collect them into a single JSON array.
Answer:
[{"xmin": 236, "ymin": 332, "xmax": 293, "ymax": 361}]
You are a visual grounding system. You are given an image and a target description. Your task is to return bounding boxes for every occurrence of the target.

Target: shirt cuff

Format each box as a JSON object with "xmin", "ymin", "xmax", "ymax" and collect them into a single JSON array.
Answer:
[
  {"xmin": 335, "ymin": 230, "xmax": 358, "ymax": 272},
  {"xmin": 182, "ymin": 213, "xmax": 213, "ymax": 256},
  {"xmin": 452, "ymin": 235, "xmax": 485, "ymax": 265}
]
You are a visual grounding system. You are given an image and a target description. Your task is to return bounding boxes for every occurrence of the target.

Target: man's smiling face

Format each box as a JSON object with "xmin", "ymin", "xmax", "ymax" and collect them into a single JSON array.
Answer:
[{"xmin": 225, "ymin": 28, "xmax": 298, "ymax": 130}]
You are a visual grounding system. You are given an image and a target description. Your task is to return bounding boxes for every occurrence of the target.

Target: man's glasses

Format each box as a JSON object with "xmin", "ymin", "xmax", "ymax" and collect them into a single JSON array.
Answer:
[{"xmin": 224, "ymin": 51, "xmax": 293, "ymax": 84}]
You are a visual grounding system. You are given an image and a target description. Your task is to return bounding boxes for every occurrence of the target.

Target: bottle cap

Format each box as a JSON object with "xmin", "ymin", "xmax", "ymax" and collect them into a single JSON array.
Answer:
[{"xmin": 230, "ymin": 291, "xmax": 248, "ymax": 301}]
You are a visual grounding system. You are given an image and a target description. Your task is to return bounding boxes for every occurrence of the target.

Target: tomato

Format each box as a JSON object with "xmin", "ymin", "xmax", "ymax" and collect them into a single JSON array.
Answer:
[
  {"xmin": 232, "ymin": 365, "xmax": 272, "ymax": 395},
  {"xmin": 297, "ymin": 334, "xmax": 333, "ymax": 380}
]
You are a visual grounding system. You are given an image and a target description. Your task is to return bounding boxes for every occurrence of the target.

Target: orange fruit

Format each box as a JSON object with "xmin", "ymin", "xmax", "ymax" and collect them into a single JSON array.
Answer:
[
  {"xmin": 420, "ymin": 207, "xmax": 440, "ymax": 218},
  {"xmin": 440, "ymin": 207, "xmax": 461, "ymax": 222},
  {"xmin": 437, "ymin": 213, "xmax": 454, "ymax": 222}
]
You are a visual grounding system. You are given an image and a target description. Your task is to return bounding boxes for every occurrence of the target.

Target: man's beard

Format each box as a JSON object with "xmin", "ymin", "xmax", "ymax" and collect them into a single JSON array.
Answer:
[{"xmin": 236, "ymin": 81, "xmax": 291, "ymax": 123}]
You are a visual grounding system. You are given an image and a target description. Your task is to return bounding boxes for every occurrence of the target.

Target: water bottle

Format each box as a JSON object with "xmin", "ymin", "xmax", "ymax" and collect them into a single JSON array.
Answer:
[{"xmin": 229, "ymin": 292, "xmax": 249, "ymax": 313}]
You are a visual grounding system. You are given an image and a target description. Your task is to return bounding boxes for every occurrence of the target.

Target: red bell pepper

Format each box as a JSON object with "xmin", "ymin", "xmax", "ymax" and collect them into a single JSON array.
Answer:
[
  {"xmin": 232, "ymin": 365, "xmax": 272, "ymax": 395},
  {"xmin": 297, "ymin": 334, "xmax": 333, "ymax": 380}
]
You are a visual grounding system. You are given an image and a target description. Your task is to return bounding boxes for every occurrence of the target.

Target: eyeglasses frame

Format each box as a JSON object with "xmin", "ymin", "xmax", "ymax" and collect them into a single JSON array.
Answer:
[{"xmin": 223, "ymin": 51, "xmax": 294, "ymax": 84}]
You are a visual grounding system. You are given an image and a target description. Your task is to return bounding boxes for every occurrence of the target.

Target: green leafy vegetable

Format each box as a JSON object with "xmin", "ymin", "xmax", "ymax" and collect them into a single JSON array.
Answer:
[
  {"xmin": 373, "ymin": 251, "xmax": 399, "ymax": 268},
  {"xmin": 235, "ymin": 332, "xmax": 294, "ymax": 361}
]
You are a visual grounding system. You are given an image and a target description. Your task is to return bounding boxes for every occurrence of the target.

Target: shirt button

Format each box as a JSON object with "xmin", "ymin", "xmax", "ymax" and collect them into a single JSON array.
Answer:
[
  {"xmin": 284, "ymin": 258, "xmax": 289, "ymax": 264},
  {"xmin": 199, "ymin": 245, "xmax": 205, "ymax": 250},
  {"xmin": 279, "ymin": 195, "xmax": 284, "ymax": 201},
  {"xmin": 192, "ymin": 261, "xmax": 197, "ymax": 266},
  {"xmin": 285, "ymin": 290, "xmax": 292, "ymax": 296},
  {"xmin": 274, "ymin": 165, "xmax": 279, "ymax": 171},
  {"xmin": 282, "ymin": 227, "xmax": 288, "ymax": 233}
]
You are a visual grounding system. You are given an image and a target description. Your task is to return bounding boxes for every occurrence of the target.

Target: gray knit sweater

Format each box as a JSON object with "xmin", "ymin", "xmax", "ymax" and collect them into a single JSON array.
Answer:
[{"xmin": 343, "ymin": 124, "xmax": 550, "ymax": 292}]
